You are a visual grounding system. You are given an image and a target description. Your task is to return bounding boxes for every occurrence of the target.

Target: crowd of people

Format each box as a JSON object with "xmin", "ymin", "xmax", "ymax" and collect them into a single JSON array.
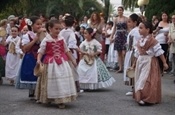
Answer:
[{"xmin": 0, "ymin": 5, "xmax": 174, "ymax": 108}]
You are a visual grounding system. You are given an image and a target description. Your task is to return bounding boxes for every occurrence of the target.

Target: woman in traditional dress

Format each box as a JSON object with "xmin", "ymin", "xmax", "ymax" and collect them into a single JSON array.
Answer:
[
  {"xmin": 111, "ymin": 6, "xmax": 128, "ymax": 73},
  {"xmin": 15, "ymin": 16, "xmax": 42, "ymax": 98},
  {"xmin": 133, "ymin": 21, "xmax": 168, "ymax": 105},
  {"xmin": 5, "ymin": 26, "xmax": 22, "ymax": 85},
  {"xmin": 0, "ymin": 19, "xmax": 8, "ymax": 85},
  {"xmin": 77, "ymin": 28, "xmax": 115, "ymax": 90},
  {"xmin": 123, "ymin": 13, "xmax": 141, "ymax": 96},
  {"xmin": 36, "ymin": 20, "xmax": 77, "ymax": 109}
]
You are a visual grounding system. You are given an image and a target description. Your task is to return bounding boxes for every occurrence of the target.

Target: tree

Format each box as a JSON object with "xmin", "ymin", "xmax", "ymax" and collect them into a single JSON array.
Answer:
[
  {"xmin": 145, "ymin": 0, "xmax": 175, "ymax": 20},
  {"xmin": 0, "ymin": 0, "xmax": 104, "ymax": 21},
  {"xmin": 122, "ymin": 0, "xmax": 138, "ymax": 11}
]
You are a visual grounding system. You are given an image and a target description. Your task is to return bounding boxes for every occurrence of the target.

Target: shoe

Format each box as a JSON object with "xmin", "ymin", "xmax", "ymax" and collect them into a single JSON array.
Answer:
[
  {"xmin": 36, "ymin": 100, "xmax": 41, "ymax": 104},
  {"xmin": 10, "ymin": 80, "xmax": 14, "ymax": 86},
  {"xmin": 138, "ymin": 100, "xmax": 145, "ymax": 106},
  {"xmin": 125, "ymin": 91, "xmax": 133, "ymax": 96},
  {"xmin": 80, "ymin": 90, "xmax": 84, "ymax": 93}
]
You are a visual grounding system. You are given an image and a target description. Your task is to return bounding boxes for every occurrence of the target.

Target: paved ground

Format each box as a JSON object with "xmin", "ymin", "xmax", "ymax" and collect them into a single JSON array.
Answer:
[{"xmin": 0, "ymin": 72, "xmax": 175, "ymax": 115}]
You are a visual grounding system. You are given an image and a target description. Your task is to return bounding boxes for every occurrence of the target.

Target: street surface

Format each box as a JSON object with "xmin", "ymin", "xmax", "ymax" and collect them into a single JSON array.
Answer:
[{"xmin": 0, "ymin": 72, "xmax": 175, "ymax": 115}]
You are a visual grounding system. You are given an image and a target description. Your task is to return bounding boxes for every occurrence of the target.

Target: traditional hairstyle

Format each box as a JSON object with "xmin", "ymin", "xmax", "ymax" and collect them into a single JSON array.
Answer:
[
  {"xmin": 141, "ymin": 21, "xmax": 153, "ymax": 34},
  {"xmin": 45, "ymin": 19, "xmax": 60, "ymax": 33},
  {"xmin": 26, "ymin": 16, "xmax": 40, "ymax": 31},
  {"xmin": 129, "ymin": 13, "xmax": 142, "ymax": 26},
  {"xmin": 86, "ymin": 27, "xmax": 96, "ymax": 39}
]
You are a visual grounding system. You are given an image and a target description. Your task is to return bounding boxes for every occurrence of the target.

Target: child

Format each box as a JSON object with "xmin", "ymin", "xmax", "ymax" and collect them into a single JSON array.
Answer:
[
  {"xmin": 36, "ymin": 20, "xmax": 77, "ymax": 108},
  {"xmin": 133, "ymin": 21, "xmax": 168, "ymax": 105},
  {"xmin": 21, "ymin": 25, "xmax": 28, "ymax": 36},
  {"xmin": 105, "ymin": 21, "xmax": 118, "ymax": 70},
  {"xmin": 123, "ymin": 13, "xmax": 141, "ymax": 96},
  {"xmin": 15, "ymin": 16, "xmax": 42, "ymax": 99},
  {"xmin": 5, "ymin": 26, "xmax": 22, "ymax": 85},
  {"xmin": 80, "ymin": 26, "xmax": 85, "ymax": 42},
  {"xmin": 104, "ymin": 21, "xmax": 113, "ymax": 58},
  {"xmin": 77, "ymin": 28, "xmax": 115, "ymax": 90},
  {"xmin": 59, "ymin": 15, "xmax": 80, "ymax": 92}
]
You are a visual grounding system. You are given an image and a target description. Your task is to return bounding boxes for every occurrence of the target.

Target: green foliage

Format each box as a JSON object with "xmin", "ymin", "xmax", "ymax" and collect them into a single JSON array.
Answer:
[
  {"xmin": 122, "ymin": 0, "xmax": 138, "ymax": 11},
  {"xmin": 0, "ymin": 0, "xmax": 104, "ymax": 21},
  {"xmin": 145, "ymin": 0, "xmax": 175, "ymax": 21}
]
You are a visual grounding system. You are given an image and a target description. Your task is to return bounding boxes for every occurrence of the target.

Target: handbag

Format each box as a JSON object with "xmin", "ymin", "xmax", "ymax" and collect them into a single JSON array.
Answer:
[{"xmin": 34, "ymin": 63, "xmax": 44, "ymax": 77}]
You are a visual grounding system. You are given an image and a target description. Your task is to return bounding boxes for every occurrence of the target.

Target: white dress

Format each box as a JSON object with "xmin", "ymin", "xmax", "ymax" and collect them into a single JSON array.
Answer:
[
  {"xmin": 5, "ymin": 36, "xmax": 22, "ymax": 80},
  {"xmin": 123, "ymin": 27, "xmax": 141, "ymax": 84},
  {"xmin": 77, "ymin": 39, "xmax": 116, "ymax": 89},
  {"xmin": 37, "ymin": 34, "xmax": 77, "ymax": 100},
  {"xmin": 106, "ymin": 29, "xmax": 118, "ymax": 69}
]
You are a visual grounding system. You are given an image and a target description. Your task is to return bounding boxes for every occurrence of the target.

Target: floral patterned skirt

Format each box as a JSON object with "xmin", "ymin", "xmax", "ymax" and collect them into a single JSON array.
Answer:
[{"xmin": 80, "ymin": 58, "xmax": 116, "ymax": 89}]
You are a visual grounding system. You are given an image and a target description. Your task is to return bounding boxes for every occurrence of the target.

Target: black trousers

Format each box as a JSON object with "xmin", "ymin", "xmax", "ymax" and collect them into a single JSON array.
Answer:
[{"xmin": 158, "ymin": 44, "xmax": 169, "ymax": 73}]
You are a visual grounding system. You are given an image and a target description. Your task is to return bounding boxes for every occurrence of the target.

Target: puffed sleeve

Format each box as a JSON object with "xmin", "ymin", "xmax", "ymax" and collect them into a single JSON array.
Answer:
[
  {"xmin": 38, "ymin": 38, "xmax": 47, "ymax": 54},
  {"xmin": 79, "ymin": 41, "xmax": 85, "ymax": 51},
  {"xmin": 15, "ymin": 37, "xmax": 23, "ymax": 54},
  {"xmin": 134, "ymin": 48, "xmax": 139, "ymax": 58},
  {"xmin": 67, "ymin": 33, "xmax": 78, "ymax": 49},
  {"xmin": 153, "ymin": 43, "xmax": 164, "ymax": 57},
  {"xmin": 21, "ymin": 34, "xmax": 30, "ymax": 46},
  {"xmin": 95, "ymin": 40, "xmax": 102, "ymax": 52}
]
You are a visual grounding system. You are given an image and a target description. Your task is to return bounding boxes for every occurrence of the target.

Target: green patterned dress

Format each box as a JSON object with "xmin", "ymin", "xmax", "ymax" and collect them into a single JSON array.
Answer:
[{"xmin": 77, "ymin": 39, "xmax": 115, "ymax": 89}]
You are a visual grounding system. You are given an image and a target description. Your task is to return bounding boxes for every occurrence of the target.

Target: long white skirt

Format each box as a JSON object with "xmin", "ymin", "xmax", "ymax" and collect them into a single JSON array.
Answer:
[
  {"xmin": 5, "ymin": 52, "xmax": 21, "ymax": 80},
  {"xmin": 77, "ymin": 59, "xmax": 98, "ymax": 84},
  {"xmin": 47, "ymin": 59, "xmax": 77, "ymax": 99}
]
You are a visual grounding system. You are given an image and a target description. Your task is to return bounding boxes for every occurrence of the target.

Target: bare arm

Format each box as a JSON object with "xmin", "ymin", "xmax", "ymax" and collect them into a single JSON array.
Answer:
[
  {"xmin": 159, "ymin": 54, "xmax": 168, "ymax": 70},
  {"xmin": 37, "ymin": 53, "xmax": 43, "ymax": 64},
  {"xmin": 110, "ymin": 18, "xmax": 117, "ymax": 38},
  {"xmin": 66, "ymin": 51, "xmax": 77, "ymax": 67}
]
